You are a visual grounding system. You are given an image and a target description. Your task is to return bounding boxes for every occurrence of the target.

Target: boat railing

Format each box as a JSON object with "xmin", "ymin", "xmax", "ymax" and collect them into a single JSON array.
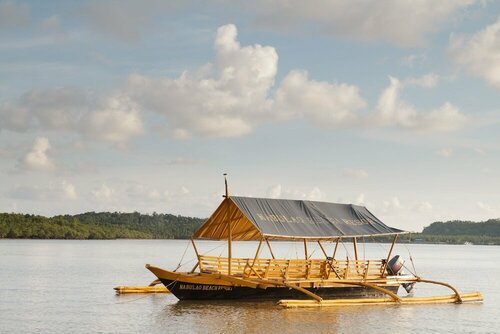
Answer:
[{"xmin": 198, "ymin": 255, "xmax": 385, "ymax": 280}]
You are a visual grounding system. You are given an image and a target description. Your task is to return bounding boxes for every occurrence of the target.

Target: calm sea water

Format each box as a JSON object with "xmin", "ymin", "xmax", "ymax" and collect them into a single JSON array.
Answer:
[{"xmin": 0, "ymin": 239, "xmax": 497, "ymax": 333}]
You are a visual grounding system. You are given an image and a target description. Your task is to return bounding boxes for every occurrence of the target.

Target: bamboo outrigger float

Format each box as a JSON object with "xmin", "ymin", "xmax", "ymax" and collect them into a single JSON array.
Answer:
[
  {"xmin": 114, "ymin": 279, "xmax": 170, "ymax": 294},
  {"xmin": 144, "ymin": 178, "xmax": 482, "ymax": 307}
]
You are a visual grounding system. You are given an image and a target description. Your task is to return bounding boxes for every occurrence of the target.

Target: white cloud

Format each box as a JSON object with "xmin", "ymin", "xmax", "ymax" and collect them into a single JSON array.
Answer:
[
  {"xmin": 1, "ymin": 24, "xmax": 468, "ymax": 142},
  {"xmin": 449, "ymin": 18, "xmax": 500, "ymax": 89},
  {"xmin": 172, "ymin": 128, "xmax": 192, "ymax": 140},
  {"xmin": 0, "ymin": 0, "xmax": 29, "ymax": 31},
  {"xmin": 343, "ymin": 169, "xmax": 369, "ymax": 179},
  {"xmin": 355, "ymin": 193, "xmax": 365, "ymax": 205},
  {"xmin": 267, "ymin": 184, "xmax": 282, "ymax": 198},
  {"xmin": 180, "ymin": 186, "xmax": 190, "ymax": 195},
  {"xmin": 271, "ymin": 185, "xmax": 326, "ymax": 201},
  {"xmin": 82, "ymin": 0, "xmax": 181, "ymax": 42},
  {"xmin": 39, "ymin": 15, "xmax": 67, "ymax": 40},
  {"xmin": 305, "ymin": 187, "xmax": 325, "ymax": 201},
  {"xmin": 275, "ymin": 70, "xmax": 366, "ymax": 127},
  {"xmin": 401, "ymin": 54, "xmax": 426, "ymax": 68},
  {"xmin": 127, "ymin": 184, "xmax": 164, "ymax": 202},
  {"xmin": 165, "ymin": 157, "xmax": 201, "ymax": 165},
  {"xmin": 382, "ymin": 196, "xmax": 402, "ymax": 214},
  {"xmin": 8, "ymin": 181, "xmax": 77, "ymax": 201},
  {"xmin": 0, "ymin": 87, "xmax": 86, "ymax": 132},
  {"xmin": 92, "ymin": 184, "xmax": 116, "ymax": 201},
  {"xmin": 81, "ymin": 94, "xmax": 143, "ymax": 143},
  {"xmin": 473, "ymin": 147, "xmax": 485, "ymax": 155},
  {"xmin": 414, "ymin": 201, "xmax": 433, "ymax": 212},
  {"xmin": 247, "ymin": 0, "xmax": 478, "ymax": 47},
  {"xmin": 0, "ymin": 89, "xmax": 143, "ymax": 144},
  {"xmin": 126, "ymin": 24, "xmax": 277, "ymax": 138},
  {"xmin": 373, "ymin": 76, "xmax": 467, "ymax": 131},
  {"xmin": 126, "ymin": 24, "xmax": 368, "ymax": 137},
  {"xmin": 20, "ymin": 137, "xmax": 54, "ymax": 171},
  {"xmin": 477, "ymin": 201, "xmax": 494, "ymax": 213},
  {"xmin": 436, "ymin": 148, "xmax": 453, "ymax": 158},
  {"xmin": 62, "ymin": 181, "xmax": 77, "ymax": 200},
  {"xmin": 406, "ymin": 73, "xmax": 439, "ymax": 88}
]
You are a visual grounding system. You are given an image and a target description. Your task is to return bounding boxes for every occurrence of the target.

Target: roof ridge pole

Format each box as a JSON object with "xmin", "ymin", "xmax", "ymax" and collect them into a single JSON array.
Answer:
[{"xmin": 223, "ymin": 173, "xmax": 229, "ymax": 198}]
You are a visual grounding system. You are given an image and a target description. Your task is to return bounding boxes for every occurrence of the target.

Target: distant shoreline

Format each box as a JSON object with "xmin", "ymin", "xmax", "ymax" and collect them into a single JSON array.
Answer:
[
  {"xmin": 0, "ymin": 237, "xmax": 498, "ymax": 246},
  {"xmin": 1, "ymin": 212, "xmax": 498, "ymax": 245}
]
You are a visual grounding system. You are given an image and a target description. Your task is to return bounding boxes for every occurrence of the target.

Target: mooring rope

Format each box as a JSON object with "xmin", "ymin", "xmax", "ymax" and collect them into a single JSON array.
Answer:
[
  {"xmin": 173, "ymin": 241, "xmax": 227, "ymax": 272},
  {"xmin": 173, "ymin": 240, "xmax": 191, "ymax": 272}
]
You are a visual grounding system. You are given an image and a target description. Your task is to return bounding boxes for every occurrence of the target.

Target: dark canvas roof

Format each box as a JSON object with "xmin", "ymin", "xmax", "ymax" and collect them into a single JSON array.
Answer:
[{"xmin": 193, "ymin": 196, "xmax": 405, "ymax": 241}]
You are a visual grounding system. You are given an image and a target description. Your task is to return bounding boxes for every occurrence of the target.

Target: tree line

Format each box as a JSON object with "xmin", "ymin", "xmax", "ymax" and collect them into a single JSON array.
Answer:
[
  {"xmin": 0, "ymin": 212, "xmax": 204, "ymax": 239},
  {"xmin": 371, "ymin": 218, "xmax": 500, "ymax": 245},
  {"xmin": 1, "ymin": 212, "xmax": 499, "ymax": 244}
]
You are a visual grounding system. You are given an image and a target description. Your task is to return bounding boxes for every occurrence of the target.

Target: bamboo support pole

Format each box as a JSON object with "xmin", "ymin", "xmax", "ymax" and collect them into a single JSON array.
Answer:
[
  {"xmin": 191, "ymin": 238, "xmax": 200, "ymax": 273},
  {"xmin": 304, "ymin": 239, "xmax": 308, "ymax": 259},
  {"xmin": 416, "ymin": 278, "xmax": 463, "ymax": 303},
  {"xmin": 265, "ymin": 238, "xmax": 276, "ymax": 259},
  {"xmin": 228, "ymin": 208, "xmax": 232, "ymax": 276},
  {"xmin": 252, "ymin": 237, "xmax": 264, "ymax": 267},
  {"xmin": 353, "ymin": 237, "xmax": 360, "ymax": 273},
  {"xmin": 190, "ymin": 262, "xmax": 199, "ymax": 273},
  {"xmin": 381, "ymin": 234, "xmax": 398, "ymax": 276},
  {"xmin": 283, "ymin": 282, "xmax": 323, "ymax": 302},
  {"xmin": 332, "ymin": 238, "xmax": 340, "ymax": 259},
  {"xmin": 332, "ymin": 280, "xmax": 401, "ymax": 302},
  {"xmin": 317, "ymin": 240, "xmax": 328, "ymax": 258},
  {"xmin": 353, "ymin": 237, "xmax": 358, "ymax": 261}
]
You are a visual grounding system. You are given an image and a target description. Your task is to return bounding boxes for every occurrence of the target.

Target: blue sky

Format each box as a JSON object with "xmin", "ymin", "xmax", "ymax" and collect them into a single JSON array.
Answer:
[{"xmin": 0, "ymin": 0, "xmax": 499, "ymax": 231}]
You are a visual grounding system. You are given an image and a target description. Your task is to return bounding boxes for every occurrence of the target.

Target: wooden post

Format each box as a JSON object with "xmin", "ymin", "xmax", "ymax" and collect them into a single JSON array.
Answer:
[
  {"xmin": 353, "ymin": 237, "xmax": 358, "ymax": 261},
  {"xmin": 332, "ymin": 238, "xmax": 340, "ymax": 259},
  {"xmin": 252, "ymin": 237, "xmax": 263, "ymax": 267},
  {"xmin": 303, "ymin": 239, "xmax": 308, "ymax": 259},
  {"xmin": 227, "ymin": 201, "xmax": 232, "ymax": 275},
  {"xmin": 191, "ymin": 238, "xmax": 200, "ymax": 273},
  {"xmin": 381, "ymin": 234, "xmax": 398, "ymax": 276},
  {"xmin": 191, "ymin": 238, "xmax": 200, "ymax": 259},
  {"xmin": 265, "ymin": 238, "xmax": 276, "ymax": 259},
  {"xmin": 317, "ymin": 240, "xmax": 328, "ymax": 258}
]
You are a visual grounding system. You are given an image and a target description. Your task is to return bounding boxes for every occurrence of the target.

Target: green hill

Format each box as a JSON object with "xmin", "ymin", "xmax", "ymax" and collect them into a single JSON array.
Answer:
[
  {"xmin": 403, "ymin": 218, "xmax": 500, "ymax": 245},
  {"xmin": 0, "ymin": 212, "xmax": 204, "ymax": 239},
  {"xmin": 422, "ymin": 219, "xmax": 500, "ymax": 236}
]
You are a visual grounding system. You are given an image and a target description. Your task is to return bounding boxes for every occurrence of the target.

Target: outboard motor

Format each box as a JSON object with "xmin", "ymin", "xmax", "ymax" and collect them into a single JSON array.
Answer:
[
  {"xmin": 387, "ymin": 255, "xmax": 404, "ymax": 275},
  {"xmin": 387, "ymin": 255, "xmax": 416, "ymax": 294}
]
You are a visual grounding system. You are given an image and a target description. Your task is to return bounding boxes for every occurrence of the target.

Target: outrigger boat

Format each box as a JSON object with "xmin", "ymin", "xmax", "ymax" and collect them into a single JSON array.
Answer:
[{"xmin": 146, "ymin": 181, "xmax": 482, "ymax": 308}]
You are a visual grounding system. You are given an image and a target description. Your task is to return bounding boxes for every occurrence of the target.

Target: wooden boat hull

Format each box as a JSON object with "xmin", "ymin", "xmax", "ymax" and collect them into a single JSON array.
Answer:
[
  {"xmin": 146, "ymin": 265, "xmax": 399, "ymax": 301},
  {"xmin": 160, "ymin": 278, "xmax": 399, "ymax": 300}
]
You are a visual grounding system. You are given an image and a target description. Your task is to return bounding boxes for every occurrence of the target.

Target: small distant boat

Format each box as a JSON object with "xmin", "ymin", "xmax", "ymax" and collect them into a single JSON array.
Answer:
[
  {"xmin": 146, "ymin": 178, "xmax": 482, "ymax": 307},
  {"xmin": 464, "ymin": 241, "xmax": 474, "ymax": 245}
]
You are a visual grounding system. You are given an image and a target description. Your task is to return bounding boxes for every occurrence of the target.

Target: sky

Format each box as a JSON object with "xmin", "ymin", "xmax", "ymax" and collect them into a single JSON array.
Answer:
[{"xmin": 0, "ymin": 0, "xmax": 499, "ymax": 231}]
